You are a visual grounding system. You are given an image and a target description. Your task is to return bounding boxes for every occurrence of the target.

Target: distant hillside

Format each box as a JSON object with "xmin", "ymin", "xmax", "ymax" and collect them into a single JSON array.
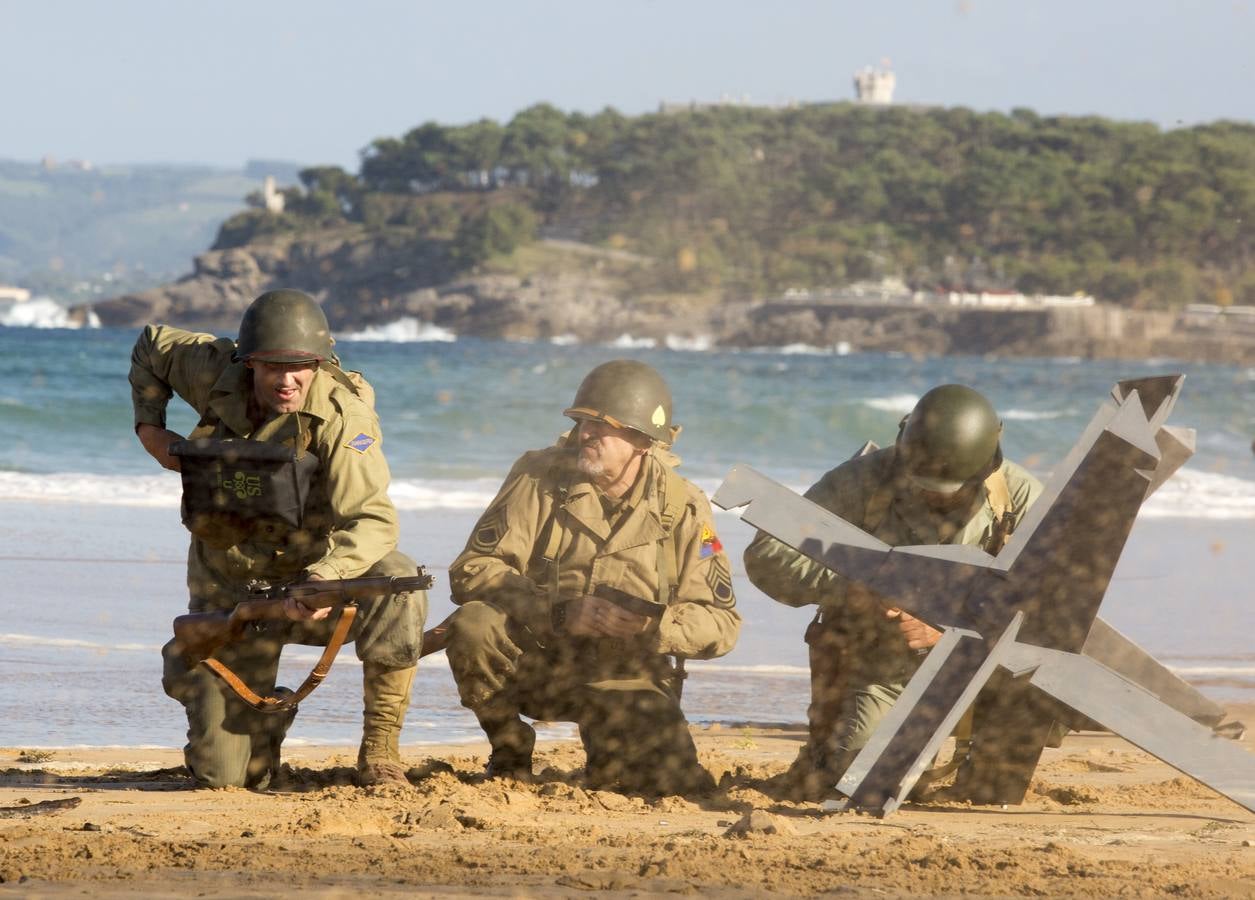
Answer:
[
  {"xmin": 207, "ymin": 102, "xmax": 1255, "ymax": 311},
  {"xmin": 88, "ymin": 102, "xmax": 1255, "ymax": 365},
  {"xmin": 0, "ymin": 159, "xmax": 299, "ymax": 300}
]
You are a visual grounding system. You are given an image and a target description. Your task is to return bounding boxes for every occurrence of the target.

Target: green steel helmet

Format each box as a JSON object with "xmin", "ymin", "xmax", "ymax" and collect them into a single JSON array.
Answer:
[
  {"xmin": 564, "ymin": 359, "xmax": 675, "ymax": 443},
  {"xmin": 897, "ymin": 384, "xmax": 1003, "ymax": 493},
  {"xmin": 234, "ymin": 289, "xmax": 333, "ymax": 364}
]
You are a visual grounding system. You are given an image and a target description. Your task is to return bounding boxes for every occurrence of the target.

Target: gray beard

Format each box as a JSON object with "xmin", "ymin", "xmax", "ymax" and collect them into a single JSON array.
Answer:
[{"xmin": 577, "ymin": 456, "xmax": 605, "ymax": 478}]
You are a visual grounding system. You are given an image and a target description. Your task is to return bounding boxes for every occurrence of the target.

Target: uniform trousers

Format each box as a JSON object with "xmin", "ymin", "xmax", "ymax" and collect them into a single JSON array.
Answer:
[
  {"xmin": 451, "ymin": 599, "xmax": 710, "ymax": 794},
  {"xmin": 161, "ymin": 549, "xmax": 426, "ymax": 788}
]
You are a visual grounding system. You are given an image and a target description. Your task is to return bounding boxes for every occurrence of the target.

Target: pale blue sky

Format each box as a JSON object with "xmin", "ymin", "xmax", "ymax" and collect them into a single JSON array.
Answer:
[{"xmin": 2, "ymin": 0, "xmax": 1252, "ymax": 170}]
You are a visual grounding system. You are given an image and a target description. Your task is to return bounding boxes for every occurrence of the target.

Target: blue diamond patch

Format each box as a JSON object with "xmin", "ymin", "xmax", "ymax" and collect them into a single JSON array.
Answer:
[{"xmin": 346, "ymin": 432, "xmax": 376, "ymax": 453}]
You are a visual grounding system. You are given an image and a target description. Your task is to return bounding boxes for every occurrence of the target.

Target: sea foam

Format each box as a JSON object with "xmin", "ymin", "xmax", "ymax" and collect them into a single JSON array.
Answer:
[
  {"xmin": 664, "ymin": 334, "xmax": 714, "ymax": 352},
  {"xmin": 606, "ymin": 333, "xmax": 657, "ymax": 349},
  {"xmin": 863, "ymin": 393, "xmax": 920, "ymax": 414},
  {"xmin": 0, "ymin": 470, "xmax": 502, "ymax": 511},
  {"xmin": 1139, "ymin": 468, "xmax": 1255, "ymax": 519},
  {"xmin": 0, "ymin": 298, "xmax": 100, "ymax": 329},
  {"xmin": 338, "ymin": 318, "xmax": 456, "ymax": 342},
  {"xmin": 1003, "ymin": 408, "xmax": 1069, "ymax": 421},
  {"xmin": 2, "ymin": 466, "xmax": 1251, "ymax": 520}
]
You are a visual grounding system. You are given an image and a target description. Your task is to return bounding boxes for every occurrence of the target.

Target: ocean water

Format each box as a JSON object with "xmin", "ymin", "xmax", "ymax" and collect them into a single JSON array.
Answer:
[{"xmin": 1, "ymin": 322, "xmax": 1253, "ymax": 748}]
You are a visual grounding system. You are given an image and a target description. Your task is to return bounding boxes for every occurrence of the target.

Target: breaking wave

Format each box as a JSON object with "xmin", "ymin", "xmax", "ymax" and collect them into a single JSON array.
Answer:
[
  {"xmin": 862, "ymin": 393, "xmax": 920, "ymax": 414},
  {"xmin": 0, "ymin": 298, "xmax": 100, "ymax": 329},
  {"xmin": 2, "ymin": 466, "xmax": 1252, "ymax": 520},
  {"xmin": 606, "ymin": 333, "xmax": 657, "ymax": 349},
  {"xmin": 664, "ymin": 334, "xmax": 714, "ymax": 352},
  {"xmin": 1003, "ymin": 408, "xmax": 1069, "ymax": 421},
  {"xmin": 338, "ymin": 318, "xmax": 456, "ymax": 342},
  {"xmin": 761, "ymin": 341, "xmax": 853, "ymax": 356},
  {"xmin": 0, "ymin": 470, "xmax": 501, "ymax": 511},
  {"xmin": 1139, "ymin": 468, "xmax": 1255, "ymax": 519}
]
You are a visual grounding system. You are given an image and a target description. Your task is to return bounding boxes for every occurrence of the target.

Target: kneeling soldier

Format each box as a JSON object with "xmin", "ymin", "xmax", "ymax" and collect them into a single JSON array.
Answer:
[
  {"xmin": 130, "ymin": 289, "xmax": 427, "ymax": 788},
  {"xmin": 445, "ymin": 360, "xmax": 740, "ymax": 794},
  {"xmin": 744, "ymin": 384, "xmax": 1042, "ymax": 800}
]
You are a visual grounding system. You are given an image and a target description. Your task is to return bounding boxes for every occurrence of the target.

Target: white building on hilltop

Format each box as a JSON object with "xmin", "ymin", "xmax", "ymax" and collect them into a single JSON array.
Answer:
[
  {"xmin": 854, "ymin": 63, "xmax": 896, "ymax": 104},
  {"xmin": 262, "ymin": 176, "xmax": 285, "ymax": 214}
]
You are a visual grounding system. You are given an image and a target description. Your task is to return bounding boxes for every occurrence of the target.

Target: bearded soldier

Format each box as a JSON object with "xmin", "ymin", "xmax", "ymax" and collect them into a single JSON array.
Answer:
[
  {"xmin": 130, "ymin": 289, "xmax": 427, "ymax": 789},
  {"xmin": 444, "ymin": 360, "xmax": 740, "ymax": 795},
  {"xmin": 744, "ymin": 384, "xmax": 1042, "ymax": 800}
]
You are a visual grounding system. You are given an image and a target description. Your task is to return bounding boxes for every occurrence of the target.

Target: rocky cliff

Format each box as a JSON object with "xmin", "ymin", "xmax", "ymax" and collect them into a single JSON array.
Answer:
[{"xmin": 83, "ymin": 232, "xmax": 1255, "ymax": 366}]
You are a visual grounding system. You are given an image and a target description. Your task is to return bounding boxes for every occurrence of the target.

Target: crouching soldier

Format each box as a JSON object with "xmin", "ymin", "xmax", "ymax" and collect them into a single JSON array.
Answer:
[
  {"xmin": 130, "ymin": 289, "xmax": 427, "ymax": 788},
  {"xmin": 444, "ymin": 360, "xmax": 740, "ymax": 795},
  {"xmin": 744, "ymin": 384, "xmax": 1042, "ymax": 801}
]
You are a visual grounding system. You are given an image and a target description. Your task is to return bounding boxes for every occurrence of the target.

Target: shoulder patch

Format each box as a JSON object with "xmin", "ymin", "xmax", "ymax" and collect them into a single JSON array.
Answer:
[
  {"xmin": 704, "ymin": 556, "xmax": 736, "ymax": 608},
  {"xmin": 345, "ymin": 432, "xmax": 376, "ymax": 453},
  {"xmin": 699, "ymin": 523, "xmax": 723, "ymax": 559},
  {"xmin": 469, "ymin": 505, "xmax": 509, "ymax": 554}
]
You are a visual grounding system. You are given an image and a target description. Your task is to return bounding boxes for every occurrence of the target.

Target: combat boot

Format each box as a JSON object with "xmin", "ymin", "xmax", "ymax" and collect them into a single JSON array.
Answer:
[
  {"xmin": 358, "ymin": 662, "xmax": 416, "ymax": 787},
  {"xmin": 480, "ymin": 716, "xmax": 535, "ymax": 781}
]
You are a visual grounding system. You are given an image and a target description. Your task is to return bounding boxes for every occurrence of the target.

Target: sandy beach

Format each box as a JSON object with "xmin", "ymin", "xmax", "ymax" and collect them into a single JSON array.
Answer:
[
  {"xmin": 3, "ymin": 331, "xmax": 1254, "ymax": 896},
  {"xmin": 2, "ymin": 703, "xmax": 1253, "ymax": 898}
]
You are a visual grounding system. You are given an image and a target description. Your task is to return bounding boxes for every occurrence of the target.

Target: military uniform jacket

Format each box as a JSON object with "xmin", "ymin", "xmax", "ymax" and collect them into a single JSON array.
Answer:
[
  {"xmin": 449, "ymin": 445, "xmax": 741, "ymax": 660},
  {"xmin": 744, "ymin": 447, "xmax": 1042, "ymax": 634},
  {"xmin": 130, "ymin": 324, "xmax": 398, "ymax": 603}
]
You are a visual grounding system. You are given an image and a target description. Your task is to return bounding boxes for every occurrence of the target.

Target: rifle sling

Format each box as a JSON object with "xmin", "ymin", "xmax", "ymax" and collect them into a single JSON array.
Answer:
[{"xmin": 202, "ymin": 604, "xmax": 358, "ymax": 714}]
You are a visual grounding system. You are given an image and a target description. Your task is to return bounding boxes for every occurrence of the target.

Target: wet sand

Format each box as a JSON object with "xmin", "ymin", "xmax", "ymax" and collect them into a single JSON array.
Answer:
[{"xmin": 2, "ymin": 704, "xmax": 1253, "ymax": 898}]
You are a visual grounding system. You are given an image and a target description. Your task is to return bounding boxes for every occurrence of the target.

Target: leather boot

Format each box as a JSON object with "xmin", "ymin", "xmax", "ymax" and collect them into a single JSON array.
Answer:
[
  {"xmin": 480, "ymin": 715, "xmax": 535, "ymax": 781},
  {"xmin": 358, "ymin": 662, "xmax": 416, "ymax": 786}
]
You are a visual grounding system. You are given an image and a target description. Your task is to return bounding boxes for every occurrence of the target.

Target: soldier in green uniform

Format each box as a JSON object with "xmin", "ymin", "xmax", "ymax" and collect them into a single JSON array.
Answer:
[
  {"xmin": 743, "ymin": 384, "xmax": 1042, "ymax": 800},
  {"xmin": 443, "ymin": 360, "xmax": 741, "ymax": 795},
  {"xmin": 130, "ymin": 289, "xmax": 427, "ymax": 789}
]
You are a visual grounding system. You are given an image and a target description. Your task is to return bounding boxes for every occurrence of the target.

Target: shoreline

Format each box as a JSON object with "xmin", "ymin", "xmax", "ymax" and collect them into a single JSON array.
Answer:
[
  {"xmin": 2, "ymin": 502, "xmax": 1254, "ymax": 749},
  {"xmin": 3, "ymin": 712, "xmax": 1254, "ymax": 897}
]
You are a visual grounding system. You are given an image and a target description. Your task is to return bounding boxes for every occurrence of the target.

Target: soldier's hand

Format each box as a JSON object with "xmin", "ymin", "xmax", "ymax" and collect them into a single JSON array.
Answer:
[
  {"xmin": 136, "ymin": 424, "xmax": 185, "ymax": 472},
  {"xmin": 885, "ymin": 607, "xmax": 942, "ymax": 650},
  {"xmin": 445, "ymin": 604, "xmax": 523, "ymax": 706},
  {"xmin": 565, "ymin": 593, "xmax": 654, "ymax": 638},
  {"xmin": 283, "ymin": 573, "xmax": 332, "ymax": 621},
  {"xmin": 283, "ymin": 597, "xmax": 333, "ymax": 621}
]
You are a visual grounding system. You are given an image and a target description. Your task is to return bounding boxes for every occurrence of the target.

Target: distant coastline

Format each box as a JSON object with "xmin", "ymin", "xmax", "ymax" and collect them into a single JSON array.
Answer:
[{"xmin": 76, "ymin": 237, "xmax": 1255, "ymax": 366}]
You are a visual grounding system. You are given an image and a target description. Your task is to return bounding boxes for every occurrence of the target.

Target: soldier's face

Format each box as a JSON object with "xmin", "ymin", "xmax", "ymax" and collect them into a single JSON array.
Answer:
[
  {"xmin": 576, "ymin": 418, "xmax": 649, "ymax": 480},
  {"xmin": 917, "ymin": 480, "xmax": 981, "ymax": 513},
  {"xmin": 247, "ymin": 359, "xmax": 318, "ymax": 414}
]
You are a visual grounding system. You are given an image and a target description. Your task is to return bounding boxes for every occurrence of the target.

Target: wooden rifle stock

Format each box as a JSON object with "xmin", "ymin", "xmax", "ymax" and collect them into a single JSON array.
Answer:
[
  {"xmin": 171, "ymin": 571, "xmax": 435, "ymax": 664},
  {"xmin": 169, "ymin": 569, "xmax": 447, "ymax": 713}
]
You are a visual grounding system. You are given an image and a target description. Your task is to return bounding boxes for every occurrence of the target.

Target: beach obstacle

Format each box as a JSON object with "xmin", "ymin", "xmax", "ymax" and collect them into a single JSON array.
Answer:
[{"xmin": 713, "ymin": 375, "xmax": 1255, "ymax": 816}]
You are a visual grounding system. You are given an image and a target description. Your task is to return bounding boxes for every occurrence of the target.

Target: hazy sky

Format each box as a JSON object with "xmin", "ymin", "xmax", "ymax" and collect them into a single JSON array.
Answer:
[{"xmin": 3, "ymin": 0, "xmax": 1253, "ymax": 171}]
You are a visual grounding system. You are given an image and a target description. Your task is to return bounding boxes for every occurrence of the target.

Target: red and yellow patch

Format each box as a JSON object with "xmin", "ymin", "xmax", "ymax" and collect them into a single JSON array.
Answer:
[{"xmin": 699, "ymin": 524, "xmax": 723, "ymax": 558}]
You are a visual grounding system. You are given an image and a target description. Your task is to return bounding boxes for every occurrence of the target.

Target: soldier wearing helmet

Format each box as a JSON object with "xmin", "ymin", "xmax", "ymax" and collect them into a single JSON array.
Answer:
[
  {"xmin": 443, "ymin": 360, "xmax": 740, "ymax": 794},
  {"xmin": 743, "ymin": 384, "xmax": 1042, "ymax": 801},
  {"xmin": 130, "ymin": 289, "xmax": 427, "ymax": 789}
]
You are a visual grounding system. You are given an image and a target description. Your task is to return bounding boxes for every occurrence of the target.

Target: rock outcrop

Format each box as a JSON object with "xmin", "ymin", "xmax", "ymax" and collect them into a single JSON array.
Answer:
[{"xmin": 81, "ymin": 233, "xmax": 1255, "ymax": 365}]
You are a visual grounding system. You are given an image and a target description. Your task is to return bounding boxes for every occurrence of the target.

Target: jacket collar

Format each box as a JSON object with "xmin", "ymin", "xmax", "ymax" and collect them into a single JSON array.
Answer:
[{"xmin": 557, "ymin": 453, "xmax": 666, "ymax": 550}]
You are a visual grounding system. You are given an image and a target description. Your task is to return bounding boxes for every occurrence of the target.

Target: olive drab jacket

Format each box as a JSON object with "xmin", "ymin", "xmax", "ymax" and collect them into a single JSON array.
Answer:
[
  {"xmin": 449, "ymin": 445, "xmax": 741, "ymax": 660},
  {"xmin": 743, "ymin": 447, "xmax": 1042, "ymax": 631},
  {"xmin": 129, "ymin": 325, "xmax": 397, "ymax": 603}
]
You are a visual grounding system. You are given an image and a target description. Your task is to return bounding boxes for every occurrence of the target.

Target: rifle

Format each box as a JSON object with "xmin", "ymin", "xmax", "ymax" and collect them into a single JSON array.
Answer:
[{"xmin": 171, "ymin": 570, "xmax": 444, "ymax": 713}]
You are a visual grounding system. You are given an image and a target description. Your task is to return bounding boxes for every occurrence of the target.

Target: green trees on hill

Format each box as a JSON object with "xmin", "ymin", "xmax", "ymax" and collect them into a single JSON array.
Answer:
[{"xmin": 214, "ymin": 103, "xmax": 1255, "ymax": 309}]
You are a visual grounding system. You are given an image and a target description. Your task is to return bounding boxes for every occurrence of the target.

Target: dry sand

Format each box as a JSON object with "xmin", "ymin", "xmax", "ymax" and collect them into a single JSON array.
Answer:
[{"xmin": 2, "ymin": 706, "xmax": 1254, "ymax": 898}]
